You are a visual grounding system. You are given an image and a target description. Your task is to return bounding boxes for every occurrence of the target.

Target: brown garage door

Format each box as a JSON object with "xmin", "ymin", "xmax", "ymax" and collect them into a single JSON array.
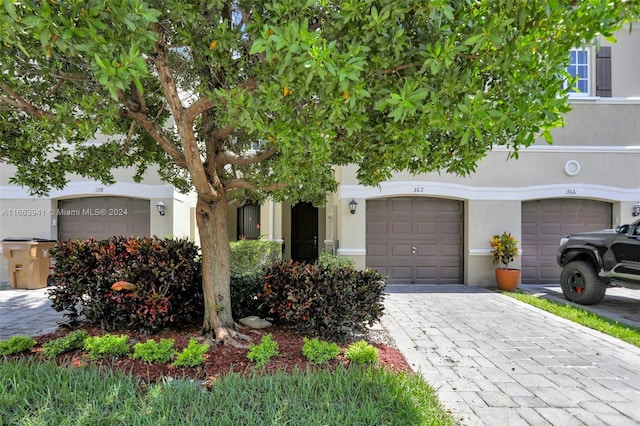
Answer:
[
  {"xmin": 367, "ymin": 197, "xmax": 463, "ymax": 284},
  {"xmin": 58, "ymin": 197, "xmax": 150, "ymax": 241},
  {"xmin": 521, "ymin": 199, "xmax": 611, "ymax": 284}
]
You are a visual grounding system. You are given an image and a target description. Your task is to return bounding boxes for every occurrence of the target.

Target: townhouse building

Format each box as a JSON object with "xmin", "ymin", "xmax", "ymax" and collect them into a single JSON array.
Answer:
[{"xmin": 2, "ymin": 24, "xmax": 638, "ymax": 287}]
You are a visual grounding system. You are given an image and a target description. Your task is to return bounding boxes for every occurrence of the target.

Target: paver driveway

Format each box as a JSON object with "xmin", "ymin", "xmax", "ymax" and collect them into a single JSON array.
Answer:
[{"xmin": 381, "ymin": 285, "xmax": 640, "ymax": 426}]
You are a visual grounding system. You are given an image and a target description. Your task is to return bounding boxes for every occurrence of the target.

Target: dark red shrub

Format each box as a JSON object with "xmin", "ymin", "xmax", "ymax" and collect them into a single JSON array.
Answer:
[
  {"xmin": 259, "ymin": 260, "xmax": 386, "ymax": 341},
  {"xmin": 49, "ymin": 236, "xmax": 202, "ymax": 332}
]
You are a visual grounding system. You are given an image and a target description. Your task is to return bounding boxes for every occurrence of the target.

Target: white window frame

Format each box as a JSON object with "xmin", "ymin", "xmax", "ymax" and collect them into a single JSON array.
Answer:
[{"xmin": 565, "ymin": 47, "xmax": 591, "ymax": 97}]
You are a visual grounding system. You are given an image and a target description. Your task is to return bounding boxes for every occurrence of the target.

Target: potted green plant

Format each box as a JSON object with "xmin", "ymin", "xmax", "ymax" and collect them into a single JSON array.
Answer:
[{"xmin": 489, "ymin": 231, "xmax": 520, "ymax": 291}]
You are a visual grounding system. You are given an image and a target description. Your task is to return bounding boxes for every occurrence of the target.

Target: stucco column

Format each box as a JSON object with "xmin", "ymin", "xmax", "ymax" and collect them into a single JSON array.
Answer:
[
  {"xmin": 337, "ymin": 197, "xmax": 367, "ymax": 269},
  {"xmin": 466, "ymin": 200, "xmax": 521, "ymax": 287}
]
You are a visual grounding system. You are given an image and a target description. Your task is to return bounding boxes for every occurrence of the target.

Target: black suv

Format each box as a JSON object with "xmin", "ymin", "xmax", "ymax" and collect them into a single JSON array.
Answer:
[{"xmin": 556, "ymin": 219, "xmax": 640, "ymax": 304}]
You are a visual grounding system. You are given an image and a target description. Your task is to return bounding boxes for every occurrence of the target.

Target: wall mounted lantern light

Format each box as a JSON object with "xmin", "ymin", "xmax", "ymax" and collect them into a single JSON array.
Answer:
[
  {"xmin": 349, "ymin": 198, "xmax": 358, "ymax": 215},
  {"xmin": 633, "ymin": 202, "xmax": 640, "ymax": 217},
  {"xmin": 156, "ymin": 201, "xmax": 166, "ymax": 216}
]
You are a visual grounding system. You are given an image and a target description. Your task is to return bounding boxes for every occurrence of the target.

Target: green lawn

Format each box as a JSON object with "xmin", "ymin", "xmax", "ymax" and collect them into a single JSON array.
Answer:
[
  {"xmin": 0, "ymin": 358, "xmax": 454, "ymax": 426},
  {"xmin": 503, "ymin": 290, "xmax": 640, "ymax": 348}
]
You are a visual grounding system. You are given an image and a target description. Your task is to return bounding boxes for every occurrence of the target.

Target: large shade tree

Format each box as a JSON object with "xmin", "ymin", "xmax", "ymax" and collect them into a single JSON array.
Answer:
[{"xmin": 1, "ymin": 1, "xmax": 638, "ymax": 342}]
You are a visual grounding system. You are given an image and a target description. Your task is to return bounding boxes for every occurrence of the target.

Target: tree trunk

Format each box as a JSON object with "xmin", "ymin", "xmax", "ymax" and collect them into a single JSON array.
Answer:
[{"xmin": 196, "ymin": 195, "xmax": 235, "ymax": 341}]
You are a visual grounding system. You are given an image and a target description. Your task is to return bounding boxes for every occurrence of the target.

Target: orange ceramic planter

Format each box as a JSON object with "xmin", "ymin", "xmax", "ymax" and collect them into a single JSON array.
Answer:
[{"xmin": 495, "ymin": 268, "xmax": 520, "ymax": 291}]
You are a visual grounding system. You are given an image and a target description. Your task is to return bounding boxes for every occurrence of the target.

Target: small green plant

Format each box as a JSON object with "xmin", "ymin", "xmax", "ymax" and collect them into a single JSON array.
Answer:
[
  {"xmin": 172, "ymin": 338, "xmax": 210, "ymax": 367},
  {"xmin": 83, "ymin": 334, "xmax": 130, "ymax": 360},
  {"xmin": 247, "ymin": 333, "xmax": 279, "ymax": 367},
  {"xmin": 345, "ymin": 340, "xmax": 379, "ymax": 365},
  {"xmin": 132, "ymin": 338, "xmax": 177, "ymax": 364},
  {"xmin": 489, "ymin": 231, "xmax": 519, "ymax": 269},
  {"xmin": 230, "ymin": 239, "xmax": 281, "ymax": 274},
  {"xmin": 0, "ymin": 335, "xmax": 36, "ymax": 355},
  {"xmin": 302, "ymin": 337, "xmax": 341, "ymax": 364},
  {"xmin": 317, "ymin": 251, "xmax": 356, "ymax": 269},
  {"xmin": 41, "ymin": 330, "xmax": 89, "ymax": 358}
]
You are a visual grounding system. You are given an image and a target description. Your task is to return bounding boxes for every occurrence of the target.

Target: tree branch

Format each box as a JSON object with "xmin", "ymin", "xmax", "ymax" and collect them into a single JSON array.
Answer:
[
  {"xmin": 0, "ymin": 84, "xmax": 53, "ymax": 119},
  {"xmin": 224, "ymin": 178, "xmax": 288, "ymax": 192},
  {"xmin": 151, "ymin": 24, "xmax": 185, "ymax": 123},
  {"xmin": 49, "ymin": 78, "xmax": 64, "ymax": 96},
  {"xmin": 218, "ymin": 146, "xmax": 278, "ymax": 166},
  {"xmin": 130, "ymin": 81, "xmax": 147, "ymax": 113},
  {"xmin": 184, "ymin": 97, "xmax": 213, "ymax": 127},
  {"xmin": 119, "ymin": 108, "xmax": 188, "ymax": 169},
  {"xmin": 151, "ymin": 23, "xmax": 218, "ymax": 199},
  {"xmin": 381, "ymin": 63, "xmax": 420, "ymax": 74}
]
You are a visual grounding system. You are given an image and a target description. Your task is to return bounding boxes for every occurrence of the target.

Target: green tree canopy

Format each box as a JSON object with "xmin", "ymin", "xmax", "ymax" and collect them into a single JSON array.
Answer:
[{"xmin": 1, "ymin": 0, "xmax": 638, "ymax": 340}]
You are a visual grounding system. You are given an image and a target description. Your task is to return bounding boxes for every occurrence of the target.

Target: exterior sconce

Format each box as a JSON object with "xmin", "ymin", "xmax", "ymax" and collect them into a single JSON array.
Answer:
[
  {"xmin": 633, "ymin": 202, "xmax": 640, "ymax": 217},
  {"xmin": 156, "ymin": 201, "xmax": 166, "ymax": 216},
  {"xmin": 349, "ymin": 198, "xmax": 358, "ymax": 215}
]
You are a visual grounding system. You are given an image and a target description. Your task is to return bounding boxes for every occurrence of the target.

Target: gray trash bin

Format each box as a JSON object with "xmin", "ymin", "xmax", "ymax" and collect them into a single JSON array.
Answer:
[{"xmin": 2, "ymin": 238, "xmax": 57, "ymax": 290}]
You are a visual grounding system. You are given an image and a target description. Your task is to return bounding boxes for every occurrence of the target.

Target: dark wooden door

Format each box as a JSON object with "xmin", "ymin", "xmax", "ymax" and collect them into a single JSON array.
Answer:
[
  {"xmin": 291, "ymin": 202, "xmax": 318, "ymax": 263},
  {"xmin": 237, "ymin": 204, "xmax": 260, "ymax": 240}
]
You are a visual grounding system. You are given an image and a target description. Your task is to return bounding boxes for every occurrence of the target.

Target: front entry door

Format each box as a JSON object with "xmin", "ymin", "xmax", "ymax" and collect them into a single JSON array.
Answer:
[{"xmin": 291, "ymin": 202, "xmax": 318, "ymax": 263}]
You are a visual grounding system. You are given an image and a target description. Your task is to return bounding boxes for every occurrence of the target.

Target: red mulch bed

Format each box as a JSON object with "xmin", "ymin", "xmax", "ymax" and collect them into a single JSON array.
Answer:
[{"xmin": 11, "ymin": 324, "xmax": 413, "ymax": 384}]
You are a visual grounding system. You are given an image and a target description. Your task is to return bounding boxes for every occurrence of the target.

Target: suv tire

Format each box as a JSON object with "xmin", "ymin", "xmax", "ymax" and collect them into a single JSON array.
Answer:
[{"xmin": 560, "ymin": 261, "xmax": 607, "ymax": 305}]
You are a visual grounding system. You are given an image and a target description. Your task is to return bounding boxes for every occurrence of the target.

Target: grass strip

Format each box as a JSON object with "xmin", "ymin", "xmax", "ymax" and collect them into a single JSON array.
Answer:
[
  {"xmin": 0, "ymin": 359, "xmax": 454, "ymax": 425},
  {"xmin": 503, "ymin": 291, "xmax": 640, "ymax": 348}
]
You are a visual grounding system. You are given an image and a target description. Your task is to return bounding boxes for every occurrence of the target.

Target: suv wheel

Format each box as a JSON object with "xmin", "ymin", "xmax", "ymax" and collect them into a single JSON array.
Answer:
[{"xmin": 560, "ymin": 261, "xmax": 606, "ymax": 305}]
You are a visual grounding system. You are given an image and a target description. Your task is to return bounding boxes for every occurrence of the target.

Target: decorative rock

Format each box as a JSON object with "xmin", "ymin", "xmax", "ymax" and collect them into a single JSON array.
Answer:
[{"xmin": 239, "ymin": 316, "xmax": 272, "ymax": 329}]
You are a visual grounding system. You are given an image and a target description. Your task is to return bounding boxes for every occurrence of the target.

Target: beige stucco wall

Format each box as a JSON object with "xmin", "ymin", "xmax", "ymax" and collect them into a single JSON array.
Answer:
[
  {"xmin": 0, "ymin": 163, "xmax": 197, "ymax": 283},
  {"xmin": 334, "ymin": 121, "xmax": 639, "ymax": 285},
  {"xmin": 606, "ymin": 23, "xmax": 640, "ymax": 97},
  {"xmin": 465, "ymin": 200, "xmax": 522, "ymax": 287}
]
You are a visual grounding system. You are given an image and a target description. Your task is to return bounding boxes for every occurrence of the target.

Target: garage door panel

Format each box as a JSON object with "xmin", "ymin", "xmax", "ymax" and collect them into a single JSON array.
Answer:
[
  {"xmin": 439, "ymin": 266, "xmax": 462, "ymax": 279},
  {"xmin": 521, "ymin": 243, "xmax": 537, "ymax": 257},
  {"xmin": 540, "ymin": 203, "xmax": 563, "ymax": 213},
  {"xmin": 540, "ymin": 266, "xmax": 561, "ymax": 280},
  {"xmin": 392, "ymin": 222, "xmax": 412, "ymax": 234},
  {"xmin": 366, "ymin": 244, "xmax": 388, "ymax": 256},
  {"xmin": 370, "ymin": 266, "xmax": 388, "ymax": 276},
  {"xmin": 541, "ymin": 244, "xmax": 560, "ymax": 257},
  {"xmin": 416, "ymin": 267, "xmax": 436, "ymax": 280},
  {"xmin": 391, "ymin": 199, "xmax": 413, "ymax": 211},
  {"xmin": 367, "ymin": 222, "xmax": 388, "ymax": 235},
  {"xmin": 367, "ymin": 197, "xmax": 463, "ymax": 284},
  {"xmin": 439, "ymin": 203, "xmax": 463, "ymax": 214},
  {"xmin": 59, "ymin": 197, "xmax": 150, "ymax": 241},
  {"xmin": 84, "ymin": 221, "xmax": 109, "ymax": 234},
  {"xmin": 415, "ymin": 200, "xmax": 437, "ymax": 212},
  {"xmin": 521, "ymin": 266, "xmax": 536, "ymax": 278},
  {"xmin": 390, "ymin": 267, "xmax": 412, "ymax": 280},
  {"xmin": 565, "ymin": 223, "xmax": 605, "ymax": 234},
  {"xmin": 440, "ymin": 222, "xmax": 462, "ymax": 235},
  {"xmin": 392, "ymin": 244, "xmax": 412, "ymax": 256},
  {"xmin": 416, "ymin": 244, "xmax": 435, "ymax": 256},
  {"xmin": 522, "ymin": 199, "xmax": 610, "ymax": 284},
  {"xmin": 416, "ymin": 222, "xmax": 437, "ymax": 234},
  {"xmin": 521, "ymin": 223, "xmax": 537, "ymax": 234},
  {"xmin": 440, "ymin": 244, "xmax": 462, "ymax": 256},
  {"xmin": 540, "ymin": 223, "xmax": 562, "ymax": 236}
]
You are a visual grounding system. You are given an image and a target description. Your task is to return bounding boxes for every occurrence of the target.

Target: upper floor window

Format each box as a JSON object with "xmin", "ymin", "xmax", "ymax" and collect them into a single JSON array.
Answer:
[{"xmin": 567, "ymin": 48, "xmax": 590, "ymax": 96}]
